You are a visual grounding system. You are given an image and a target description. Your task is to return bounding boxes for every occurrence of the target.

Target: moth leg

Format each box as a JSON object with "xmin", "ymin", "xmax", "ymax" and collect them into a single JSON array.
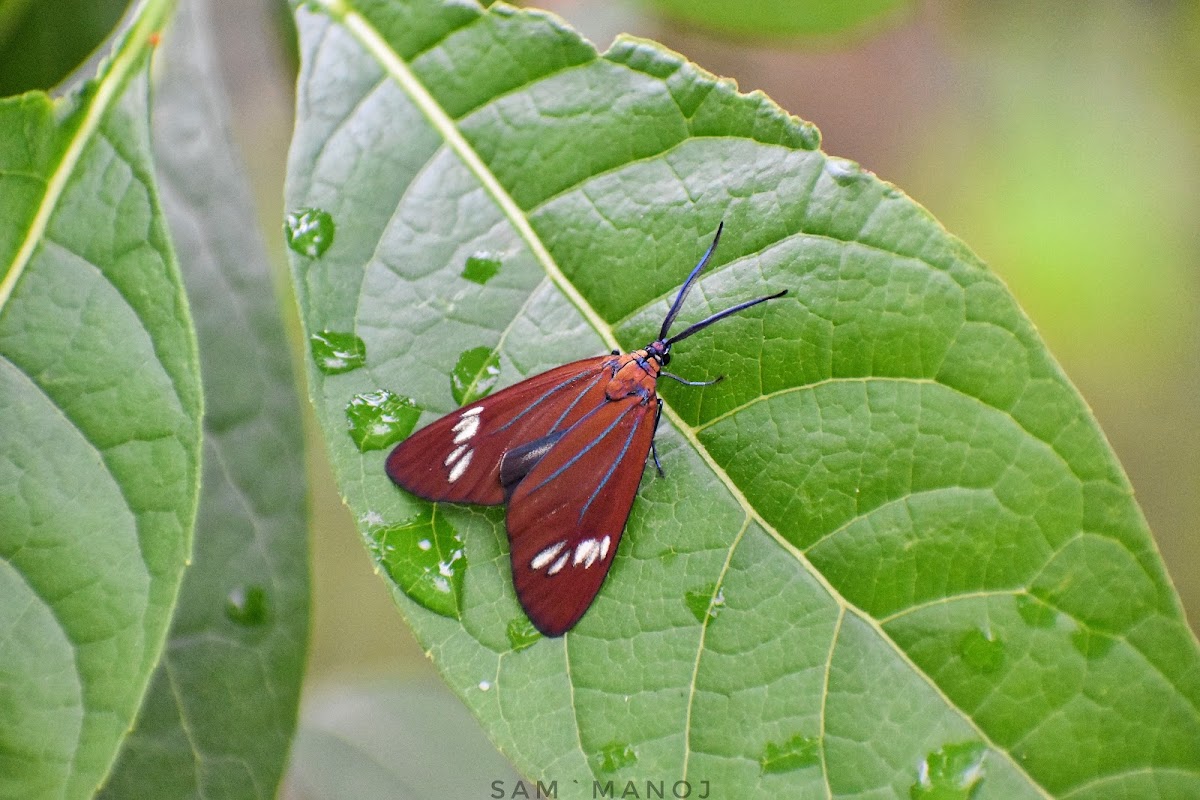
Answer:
[
  {"xmin": 650, "ymin": 397, "xmax": 665, "ymax": 476},
  {"xmin": 662, "ymin": 371, "xmax": 724, "ymax": 387}
]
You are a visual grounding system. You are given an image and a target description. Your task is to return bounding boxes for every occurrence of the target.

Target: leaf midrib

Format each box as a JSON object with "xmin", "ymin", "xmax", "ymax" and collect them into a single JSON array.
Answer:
[
  {"xmin": 324, "ymin": 3, "xmax": 1051, "ymax": 795},
  {"xmin": 334, "ymin": 2, "xmax": 616, "ymax": 353}
]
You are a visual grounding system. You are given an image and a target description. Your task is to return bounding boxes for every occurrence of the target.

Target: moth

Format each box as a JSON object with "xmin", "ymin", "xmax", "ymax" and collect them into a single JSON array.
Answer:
[{"xmin": 387, "ymin": 224, "xmax": 785, "ymax": 636}]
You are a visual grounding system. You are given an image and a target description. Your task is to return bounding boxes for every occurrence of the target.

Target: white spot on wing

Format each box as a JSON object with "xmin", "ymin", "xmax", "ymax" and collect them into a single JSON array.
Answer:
[
  {"xmin": 461, "ymin": 407, "xmax": 483, "ymax": 418},
  {"xmin": 447, "ymin": 448, "xmax": 473, "ymax": 482},
  {"xmin": 452, "ymin": 413, "xmax": 481, "ymax": 444},
  {"xmin": 599, "ymin": 535, "xmax": 611, "ymax": 560},
  {"xmin": 547, "ymin": 551, "xmax": 569, "ymax": 576},
  {"xmin": 573, "ymin": 538, "xmax": 602, "ymax": 568},
  {"xmin": 444, "ymin": 444, "xmax": 469, "ymax": 466},
  {"xmin": 530, "ymin": 541, "xmax": 567, "ymax": 571}
]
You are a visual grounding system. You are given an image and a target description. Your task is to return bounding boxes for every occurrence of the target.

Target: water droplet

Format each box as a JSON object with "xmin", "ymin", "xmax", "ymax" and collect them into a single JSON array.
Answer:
[
  {"xmin": 758, "ymin": 733, "xmax": 819, "ymax": 774},
  {"xmin": 284, "ymin": 208, "xmax": 335, "ymax": 258},
  {"xmin": 507, "ymin": 617, "xmax": 542, "ymax": 652},
  {"xmin": 824, "ymin": 157, "xmax": 865, "ymax": 186},
  {"xmin": 345, "ymin": 389, "xmax": 422, "ymax": 451},
  {"xmin": 225, "ymin": 584, "xmax": 269, "ymax": 627},
  {"xmin": 462, "ymin": 252, "xmax": 502, "ymax": 285},
  {"xmin": 911, "ymin": 741, "xmax": 986, "ymax": 799},
  {"xmin": 451, "ymin": 346, "xmax": 501, "ymax": 405},
  {"xmin": 1015, "ymin": 593, "xmax": 1056, "ymax": 628},
  {"xmin": 478, "ymin": 680, "xmax": 492, "ymax": 691},
  {"xmin": 368, "ymin": 508, "xmax": 466, "ymax": 620},
  {"xmin": 957, "ymin": 627, "xmax": 1005, "ymax": 674},
  {"xmin": 1070, "ymin": 627, "xmax": 1116, "ymax": 660},
  {"xmin": 684, "ymin": 584, "xmax": 726, "ymax": 623},
  {"xmin": 310, "ymin": 330, "xmax": 366, "ymax": 374},
  {"xmin": 591, "ymin": 742, "xmax": 637, "ymax": 773}
]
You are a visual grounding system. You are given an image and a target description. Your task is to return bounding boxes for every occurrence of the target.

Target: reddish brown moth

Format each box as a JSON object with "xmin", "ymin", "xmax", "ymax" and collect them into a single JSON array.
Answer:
[{"xmin": 387, "ymin": 224, "xmax": 785, "ymax": 636}]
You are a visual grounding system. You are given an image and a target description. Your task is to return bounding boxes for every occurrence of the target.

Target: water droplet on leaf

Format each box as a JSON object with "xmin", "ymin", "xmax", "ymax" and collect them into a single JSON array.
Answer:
[
  {"xmin": 462, "ymin": 252, "xmax": 502, "ymax": 285},
  {"xmin": 1071, "ymin": 627, "xmax": 1116, "ymax": 660},
  {"xmin": 479, "ymin": 680, "xmax": 492, "ymax": 691},
  {"xmin": 345, "ymin": 389, "xmax": 421, "ymax": 451},
  {"xmin": 507, "ymin": 617, "xmax": 542, "ymax": 652},
  {"xmin": 759, "ymin": 733, "xmax": 819, "ymax": 774},
  {"xmin": 1015, "ymin": 593, "xmax": 1057, "ymax": 628},
  {"xmin": 368, "ymin": 508, "xmax": 466, "ymax": 620},
  {"xmin": 310, "ymin": 330, "xmax": 366, "ymax": 374},
  {"xmin": 684, "ymin": 584, "xmax": 725, "ymax": 623},
  {"xmin": 284, "ymin": 207, "xmax": 335, "ymax": 257},
  {"xmin": 225, "ymin": 584, "xmax": 269, "ymax": 627},
  {"xmin": 591, "ymin": 742, "xmax": 637, "ymax": 773},
  {"xmin": 451, "ymin": 346, "xmax": 501, "ymax": 405},
  {"xmin": 957, "ymin": 627, "xmax": 1005, "ymax": 674},
  {"xmin": 911, "ymin": 741, "xmax": 986, "ymax": 799}
]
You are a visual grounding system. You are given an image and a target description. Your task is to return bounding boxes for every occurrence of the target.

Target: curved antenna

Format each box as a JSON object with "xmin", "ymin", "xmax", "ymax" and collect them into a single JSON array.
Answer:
[
  {"xmin": 665, "ymin": 289, "xmax": 787, "ymax": 346},
  {"xmin": 658, "ymin": 222, "xmax": 724, "ymax": 340}
]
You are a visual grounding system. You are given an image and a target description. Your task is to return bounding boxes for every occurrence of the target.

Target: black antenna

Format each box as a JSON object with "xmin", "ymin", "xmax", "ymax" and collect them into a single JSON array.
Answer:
[
  {"xmin": 658, "ymin": 222, "xmax": 724, "ymax": 341},
  {"xmin": 658, "ymin": 222, "xmax": 787, "ymax": 345},
  {"xmin": 666, "ymin": 289, "xmax": 788, "ymax": 345}
]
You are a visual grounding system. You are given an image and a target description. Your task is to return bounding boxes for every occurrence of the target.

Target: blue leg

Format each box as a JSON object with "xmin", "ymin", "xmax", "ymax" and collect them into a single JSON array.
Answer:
[
  {"xmin": 651, "ymin": 398, "xmax": 665, "ymax": 476},
  {"xmin": 662, "ymin": 371, "xmax": 724, "ymax": 387}
]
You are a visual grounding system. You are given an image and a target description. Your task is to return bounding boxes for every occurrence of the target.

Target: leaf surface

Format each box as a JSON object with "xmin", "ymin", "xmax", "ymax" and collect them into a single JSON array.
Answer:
[
  {"xmin": 0, "ymin": 2, "xmax": 202, "ymax": 796},
  {"xmin": 98, "ymin": 0, "xmax": 310, "ymax": 795},
  {"xmin": 285, "ymin": 2, "xmax": 1200, "ymax": 797}
]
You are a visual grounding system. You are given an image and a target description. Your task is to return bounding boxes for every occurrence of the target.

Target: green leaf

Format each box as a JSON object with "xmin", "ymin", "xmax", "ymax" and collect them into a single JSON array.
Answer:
[
  {"xmin": 98, "ymin": 0, "xmax": 310, "ymax": 796},
  {"xmin": 0, "ymin": 2, "xmax": 202, "ymax": 797},
  {"xmin": 640, "ymin": 0, "xmax": 912, "ymax": 38},
  {"xmin": 285, "ymin": 1, "xmax": 1200, "ymax": 797}
]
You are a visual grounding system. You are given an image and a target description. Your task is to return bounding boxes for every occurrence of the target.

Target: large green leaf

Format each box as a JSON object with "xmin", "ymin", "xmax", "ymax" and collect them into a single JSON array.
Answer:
[
  {"xmin": 98, "ymin": 0, "xmax": 310, "ymax": 796},
  {"xmin": 285, "ymin": 1, "xmax": 1200, "ymax": 797},
  {"xmin": 0, "ymin": 1, "xmax": 202, "ymax": 797}
]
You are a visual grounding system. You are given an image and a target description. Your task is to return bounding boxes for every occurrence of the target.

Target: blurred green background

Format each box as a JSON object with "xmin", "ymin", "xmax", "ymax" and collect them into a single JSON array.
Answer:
[{"xmin": 4, "ymin": 0, "xmax": 1196, "ymax": 793}]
